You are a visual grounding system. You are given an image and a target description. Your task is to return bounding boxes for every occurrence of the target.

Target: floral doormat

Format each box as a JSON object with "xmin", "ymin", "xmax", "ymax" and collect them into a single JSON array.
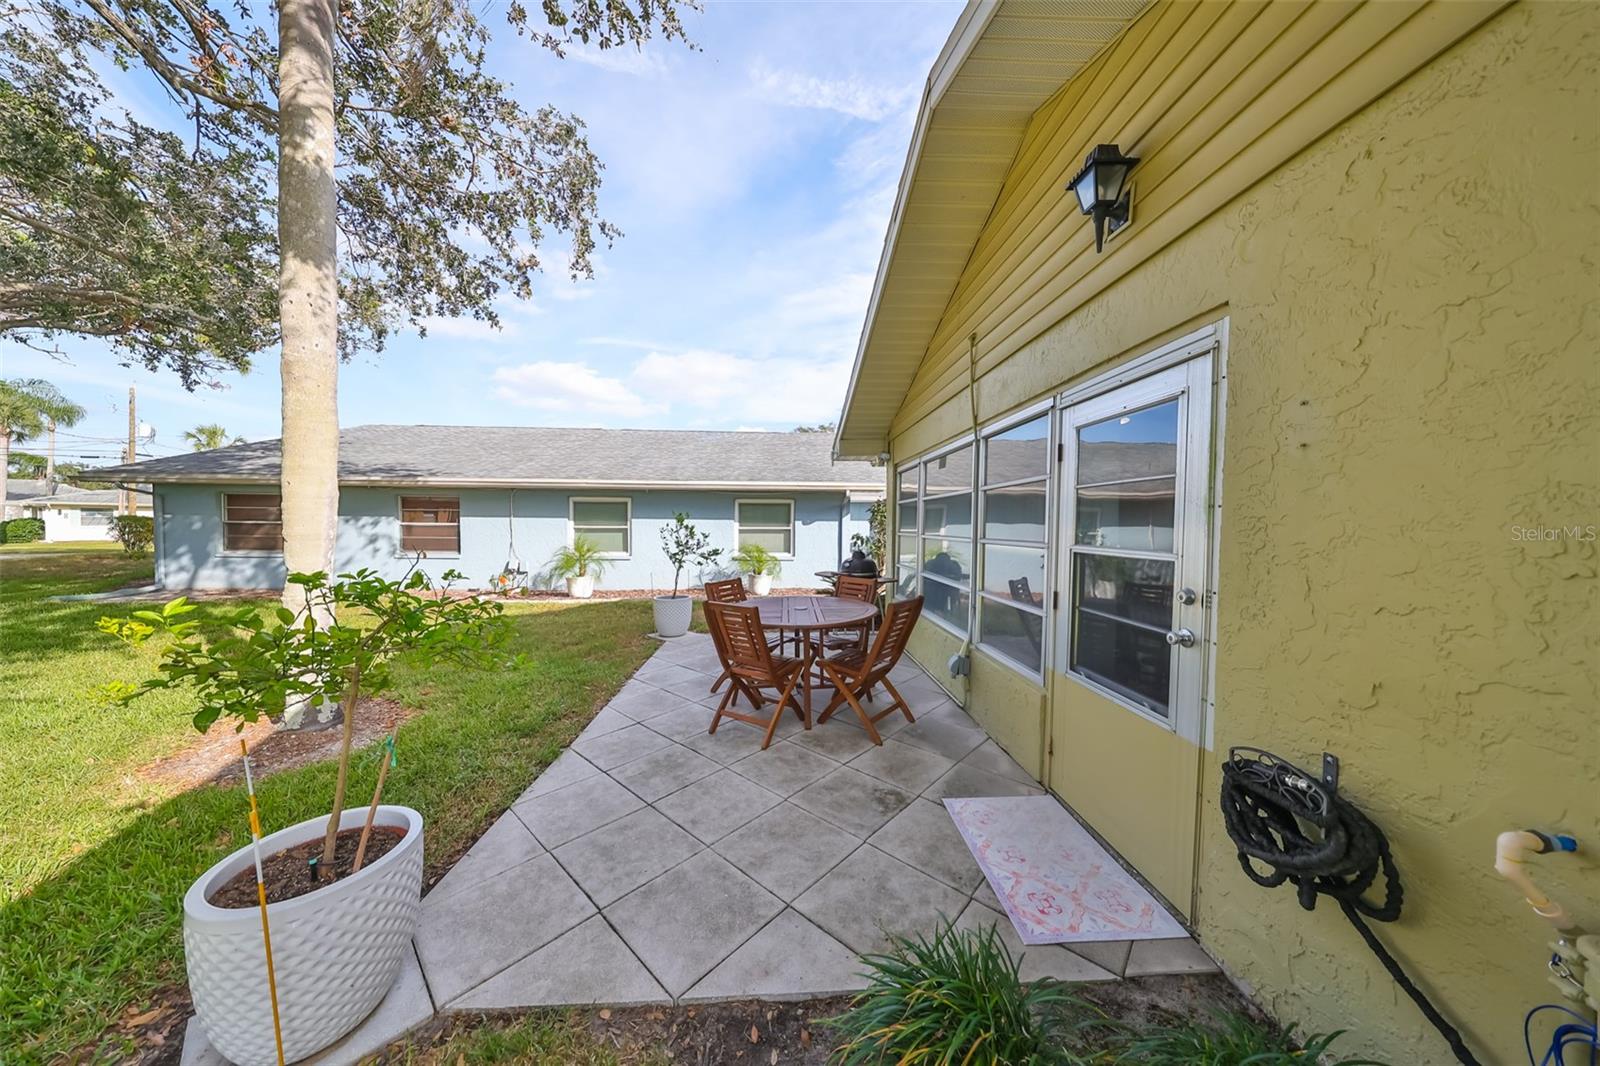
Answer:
[{"xmin": 944, "ymin": 796, "xmax": 1187, "ymax": 945}]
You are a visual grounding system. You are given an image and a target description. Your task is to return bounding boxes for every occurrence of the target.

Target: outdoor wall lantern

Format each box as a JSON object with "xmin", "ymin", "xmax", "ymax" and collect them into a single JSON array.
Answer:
[{"xmin": 1068, "ymin": 144, "xmax": 1138, "ymax": 252}]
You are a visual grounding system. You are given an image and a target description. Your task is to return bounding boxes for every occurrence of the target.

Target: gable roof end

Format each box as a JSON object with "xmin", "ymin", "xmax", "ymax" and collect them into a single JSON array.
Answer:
[{"xmin": 832, "ymin": 0, "xmax": 1150, "ymax": 461}]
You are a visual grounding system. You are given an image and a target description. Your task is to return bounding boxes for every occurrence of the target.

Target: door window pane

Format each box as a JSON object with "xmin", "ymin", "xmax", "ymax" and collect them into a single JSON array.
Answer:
[
  {"xmin": 898, "ymin": 467, "xmax": 919, "ymax": 500},
  {"xmin": 983, "ymin": 414, "xmax": 1049, "ymax": 484},
  {"xmin": 982, "ymin": 483, "xmax": 1046, "ymax": 541},
  {"xmin": 1076, "ymin": 399, "xmax": 1177, "ymax": 550},
  {"xmin": 898, "ymin": 500, "xmax": 918, "ymax": 535},
  {"xmin": 1074, "ymin": 554, "xmax": 1174, "ymax": 629},
  {"xmin": 1071, "ymin": 612, "xmax": 1171, "ymax": 716},
  {"xmin": 895, "ymin": 552, "xmax": 918, "ymax": 598},
  {"xmin": 979, "ymin": 598, "xmax": 1044, "ymax": 674},
  {"xmin": 921, "ymin": 576, "xmax": 971, "ymax": 632},
  {"xmin": 920, "ymin": 538, "xmax": 971, "ymax": 586},
  {"xmin": 922, "ymin": 493, "xmax": 972, "ymax": 539},
  {"xmin": 923, "ymin": 445, "xmax": 972, "ymax": 493}
]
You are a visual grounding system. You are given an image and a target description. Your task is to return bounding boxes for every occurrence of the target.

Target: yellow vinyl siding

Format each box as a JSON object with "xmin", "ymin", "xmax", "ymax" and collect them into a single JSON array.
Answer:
[
  {"xmin": 891, "ymin": 0, "xmax": 1507, "ymax": 434},
  {"xmin": 880, "ymin": 3, "xmax": 1599, "ymax": 1063}
]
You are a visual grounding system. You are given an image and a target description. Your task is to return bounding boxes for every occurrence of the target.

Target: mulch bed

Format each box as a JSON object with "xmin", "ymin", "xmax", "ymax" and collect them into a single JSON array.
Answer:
[{"xmin": 137, "ymin": 697, "xmax": 414, "ymax": 791}]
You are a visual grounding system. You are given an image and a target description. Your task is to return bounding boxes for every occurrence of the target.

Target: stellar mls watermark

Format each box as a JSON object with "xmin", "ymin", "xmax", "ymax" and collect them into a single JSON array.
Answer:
[{"xmin": 1509, "ymin": 524, "xmax": 1597, "ymax": 542}]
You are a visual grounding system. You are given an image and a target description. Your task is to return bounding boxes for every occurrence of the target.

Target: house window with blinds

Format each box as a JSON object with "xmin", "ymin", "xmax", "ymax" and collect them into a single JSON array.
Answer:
[
  {"xmin": 221, "ymin": 493, "xmax": 283, "ymax": 552},
  {"xmin": 399, "ymin": 496, "xmax": 460, "ymax": 554},
  {"xmin": 977, "ymin": 411, "xmax": 1051, "ymax": 677},
  {"xmin": 735, "ymin": 499, "xmax": 794, "ymax": 556},
  {"xmin": 570, "ymin": 498, "xmax": 631, "ymax": 556}
]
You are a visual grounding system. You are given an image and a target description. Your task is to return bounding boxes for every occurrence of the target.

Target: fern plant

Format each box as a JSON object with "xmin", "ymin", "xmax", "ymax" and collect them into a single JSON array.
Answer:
[
  {"xmin": 825, "ymin": 922, "xmax": 1089, "ymax": 1066},
  {"xmin": 731, "ymin": 542, "xmax": 782, "ymax": 578},
  {"xmin": 551, "ymin": 534, "xmax": 611, "ymax": 579}
]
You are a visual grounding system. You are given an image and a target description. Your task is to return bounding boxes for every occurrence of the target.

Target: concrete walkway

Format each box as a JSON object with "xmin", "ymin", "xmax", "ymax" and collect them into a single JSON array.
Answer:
[{"xmin": 184, "ymin": 632, "xmax": 1216, "ymax": 1064}]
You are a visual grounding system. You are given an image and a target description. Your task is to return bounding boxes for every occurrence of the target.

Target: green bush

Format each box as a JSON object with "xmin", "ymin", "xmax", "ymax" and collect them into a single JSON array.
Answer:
[
  {"xmin": 2, "ymin": 517, "xmax": 45, "ymax": 543},
  {"xmin": 826, "ymin": 922, "xmax": 1085, "ymax": 1065},
  {"xmin": 1109, "ymin": 1011, "xmax": 1384, "ymax": 1065},
  {"xmin": 108, "ymin": 515, "xmax": 154, "ymax": 555}
]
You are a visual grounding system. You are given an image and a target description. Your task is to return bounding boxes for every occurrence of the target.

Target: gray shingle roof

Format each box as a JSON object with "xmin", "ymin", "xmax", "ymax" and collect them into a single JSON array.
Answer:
[
  {"xmin": 6, "ymin": 479, "xmax": 48, "ymax": 503},
  {"xmin": 89, "ymin": 425, "xmax": 883, "ymax": 490}
]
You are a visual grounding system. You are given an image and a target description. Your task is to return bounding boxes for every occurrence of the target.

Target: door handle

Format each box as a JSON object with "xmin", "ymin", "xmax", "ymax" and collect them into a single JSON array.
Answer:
[{"xmin": 1165, "ymin": 627, "xmax": 1196, "ymax": 648}]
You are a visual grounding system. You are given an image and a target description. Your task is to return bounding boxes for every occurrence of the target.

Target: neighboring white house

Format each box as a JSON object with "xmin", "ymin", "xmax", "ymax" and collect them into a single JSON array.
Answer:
[{"xmin": 8, "ymin": 481, "xmax": 153, "ymax": 541}]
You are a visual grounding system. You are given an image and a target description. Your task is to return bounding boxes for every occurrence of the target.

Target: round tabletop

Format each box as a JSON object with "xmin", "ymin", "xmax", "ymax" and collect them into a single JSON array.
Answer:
[{"xmin": 755, "ymin": 594, "xmax": 876, "ymax": 632}]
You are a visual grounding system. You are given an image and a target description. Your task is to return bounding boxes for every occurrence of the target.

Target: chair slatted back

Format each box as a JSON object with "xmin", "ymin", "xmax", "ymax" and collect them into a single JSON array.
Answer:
[
  {"xmin": 834, "ymin": 574, "xmax": 877, "ymax": 604},
  {"xmin": 860, "ymin": 596, "xmax": 922, "ymax": 680},
  {"xmin": 704, "ymin": 601, "xmax": 780, "ymax": 684},
  {"xmin": 704, "ymin": 578, "xmax": 747, "ymax": 604}
]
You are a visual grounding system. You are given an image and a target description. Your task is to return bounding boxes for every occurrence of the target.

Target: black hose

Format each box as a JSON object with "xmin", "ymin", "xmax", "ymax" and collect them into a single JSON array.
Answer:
[{"xmin": 1219, "ymin": 747, "xmax": 1482, "ymax": 1066}]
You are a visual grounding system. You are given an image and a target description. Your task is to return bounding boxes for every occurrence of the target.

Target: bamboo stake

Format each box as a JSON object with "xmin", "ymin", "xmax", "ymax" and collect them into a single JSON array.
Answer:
[
  {"xmin": 351, "ymin": 729, "xmax": 397, "ymax": 874},
  {"xmin": 239, "ymin": 739, "xmax": 286, "ymax": 1066}
]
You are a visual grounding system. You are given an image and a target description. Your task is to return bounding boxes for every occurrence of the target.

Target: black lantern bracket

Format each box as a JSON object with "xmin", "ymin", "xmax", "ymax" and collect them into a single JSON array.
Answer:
[{"xmin": 1067, "ymin": 143, "xmax": 1138, "ymax": 253}]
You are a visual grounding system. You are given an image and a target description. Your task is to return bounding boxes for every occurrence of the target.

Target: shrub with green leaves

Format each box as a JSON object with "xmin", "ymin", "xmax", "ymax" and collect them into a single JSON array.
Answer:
[
  {"xmin": 826, "ymin": 922, "xmax": 1086, "ymax": 1066},
  {"xmin": 2, "ymin": 517, "xmax": 44, "ymax": 543},
  {"xmin": 731, "ymin": 542, "xmax": 782, "ymax": 578},
  {"xmin": 108, "ymin": 514, "xmax": 153, "ymax": 555},
  {"xmin": 551, "ymin": 534, "xmax": 611, "ymax": 580},
  {"xmin": 1108, "ymin": 1011, "xmax": 1383, "ymax": 1065}
]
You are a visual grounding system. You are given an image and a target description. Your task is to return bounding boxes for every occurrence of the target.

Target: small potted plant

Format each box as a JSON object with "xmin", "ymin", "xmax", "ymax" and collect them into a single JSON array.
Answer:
[
  {"xmin": 551, "ymin": 534, "xmax": 609, "ymax": 599},
  {"xmin": 99, "ymin": 568, "xmax": 511, "ymax": 1065},
  {"xmin": 732, "ymin": 543, "xmax": 782, "ymax": 596},
  {"xmin": 655, "ymin": 512, "xmax": 720, "ymax": 638}
]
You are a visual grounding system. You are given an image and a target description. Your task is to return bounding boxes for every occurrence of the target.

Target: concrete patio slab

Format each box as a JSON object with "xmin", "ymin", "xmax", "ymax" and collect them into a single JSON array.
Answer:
[
  {"xmin": 653, "ymin": 767, "xmax": 783, "ymax": 843},
  {"xmin": 891, "ymin": 715, "xmax": 988, "ymax": 762},
  {"xmin": 1125, "ymin": 937, "xmax": 1220, "ymax": 976},
  {"xmin": 570, "ymin": 722, "xmax": 673, "ymax": 770},
  {"xmin": 792, "ymin": 845, "xmax": 968, "ymax": 956},
  {"xmin": 578, "ymin": 704, "xmax": 636, "ymax": 738},
  {"xmin": 684, "ymin": 909, "xmax": 869, "ymax": 1002},
  {"xmin": 788, "ymin": 766, "xmax": 915, "ymax": 839},
  {"xmin": 714, "ymin": 802, "xmax": 860, "ymax": 901},
  {"xmin": 609, "ymin": 742, "xmax": 720, "ymax": 802},
  {"xmin": 634, "ymin": 661, "xmax": 706, "ymax": 689},
  {"xmin": 427, "ymin": 811, "xmax": 543, "ymax": 902},
  {"xmin": 923, "ymin": 763, "xmax": 1045, "ymax": 802},
  {"xmin": 680, "ymin": 719, "xmax": 775, "ymax": 764},
  {"xmin": 605, "ymin": 850, "xmax": 785, "ymax": 996},
  {"xmin": 958, "ymin": 738, "xmax": 1035, "ymax": 784},
  {"xmin": 786, "ymin": 718, "xmax": 878, "ymax": 762},
  {"xmin": 868, "ymin": 798, "xmax": 985, "ymax": 893},
  {"xmin": 636, "ymin": 696, "xmax": 723, "ymax": 740},
  {"xmin": 517, "ymin": 749, "xmax": 600, "ymax": 802},
  {"xmin": 512, "ymin": 772, "xmax": 643, "ymax": 848},
  {"xmin": 453, "ymin": 915, "xmax": 669, "ymax": 1009},
  {"xmin": 415, "ymin": 854, "xmax": 595, "ymax": 1005},
  {"xmin": 848, "ymin": 737, "xmax": 956, "ymax": 793},
  {"xmin": 606, "ymin": 684, "xmax": 691, "ymax": 722},
  {"xmin": 553, "ymin": 805, "xmax": 702, "ymax": 906},
  {"xmin": 728, "ymin": 739, "xmax": 837, "ymax": 797}
]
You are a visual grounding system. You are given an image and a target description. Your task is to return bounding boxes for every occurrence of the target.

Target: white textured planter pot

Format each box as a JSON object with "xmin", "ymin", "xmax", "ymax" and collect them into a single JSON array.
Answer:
[
  {"xmin": 653, "ymin": 594, "xmax": 693, "ymax": 637},
  {"xmin": 184, "ymin": 806, "xmax": 424, "ymax": 1066},
  {"xmin": 566, "ymin": 574, "xmax": 595, "ymax": 599},
  {"xmin": 746, "ymin": 573, "xmax": 773, "ymax": 596}
]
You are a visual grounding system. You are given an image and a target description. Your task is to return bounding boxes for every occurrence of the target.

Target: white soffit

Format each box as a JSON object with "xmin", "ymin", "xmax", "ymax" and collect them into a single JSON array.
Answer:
[{"xmin": 834, "ymin": 0, "xmax": 1150, "ymax": 459}]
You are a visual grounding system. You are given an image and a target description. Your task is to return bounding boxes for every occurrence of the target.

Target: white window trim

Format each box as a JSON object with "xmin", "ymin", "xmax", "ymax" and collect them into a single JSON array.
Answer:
[
  {"xmin": 396, "ymin": 494, "xmax": 461, "ymax": 559},
  {"xmin": 733, "ymin": 497, "xmax": 796, "ymax": 560},
  {"xmin": 219, "ymin": 490, "xmax": 284, "ymax": 557},
  {"xmin": 569, "ymin": 496, "xmax": 632, "ymax": 559}
]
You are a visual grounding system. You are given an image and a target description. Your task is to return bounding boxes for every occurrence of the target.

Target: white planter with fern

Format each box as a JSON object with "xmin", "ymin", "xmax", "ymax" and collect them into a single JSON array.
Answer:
[
  {"xmin": 746, "ymin": 573, "xmax": 773, "ymax": 596},
  {"xmin": 566, "ymin": 574, "xmax": 594, "ymax": 599},
  {"xmin": 734, "ymin": 544, "xmax": 782, "ymax": 599},
  {"xmin": 552, "ymin": 535, "xmax": 608, "ymax": 600}
]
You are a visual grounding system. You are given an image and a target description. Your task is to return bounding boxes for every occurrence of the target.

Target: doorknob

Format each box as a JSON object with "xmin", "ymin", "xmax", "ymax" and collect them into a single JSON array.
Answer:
[{"xmin": 1165, "ymin": 627, "xmax": 1196, "ymax": 648}]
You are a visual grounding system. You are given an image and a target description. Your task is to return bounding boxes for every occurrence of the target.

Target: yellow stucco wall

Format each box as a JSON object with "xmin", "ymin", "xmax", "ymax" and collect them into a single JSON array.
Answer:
[{"xmin": 884, "ymin": 3, "xmax": 1599, "ymax": 1063}]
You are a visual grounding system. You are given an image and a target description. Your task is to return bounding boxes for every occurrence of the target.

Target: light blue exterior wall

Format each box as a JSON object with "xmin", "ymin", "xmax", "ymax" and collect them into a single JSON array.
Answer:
[{"xmin": 153, "ymin": 484, "xmax": 875, "ymax": 592}]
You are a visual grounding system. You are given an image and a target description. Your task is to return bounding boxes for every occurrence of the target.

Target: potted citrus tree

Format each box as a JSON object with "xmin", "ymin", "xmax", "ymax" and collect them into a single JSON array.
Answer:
[
  {"xmin": 551, "ymin": 533, "xmax": 609, "ymax": 598},
  {"xmin": 99, "ymin": 568, "xmax": 511, "ymax": 1065},
  {"xmin": 654, "ymin": 512, "xmax": 720, "ymax": 637},
  {"xmin": 732, "ymin": 543, "xmax": 782, "ymax": 596}
]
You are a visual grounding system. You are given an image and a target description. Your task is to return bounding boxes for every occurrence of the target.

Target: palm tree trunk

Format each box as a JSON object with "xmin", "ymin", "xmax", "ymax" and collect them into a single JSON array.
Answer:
[
  {"xmin": 278, "ymin": 0, "xmax": 339, "ymax": 641},
  {"xmin": 1, "ymin": 429, "xmax": 10, "ymax": 526}
]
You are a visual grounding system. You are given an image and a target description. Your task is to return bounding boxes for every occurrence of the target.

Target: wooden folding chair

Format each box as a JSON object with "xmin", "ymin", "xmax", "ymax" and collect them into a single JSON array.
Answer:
[
  {"xmin": 704, "ymin": 601, "xmax": 808, "ymax": 749},
  {"xmin": 817, "ymin": 596, "xmax": 923, "ymax": 745},
  {"xmin": 704, "ymin": 578, "xmax": 787, "ymax": 695},
  {"xmin": 823, "ymin": 574, "xmax": 879, "ymax": 656}
]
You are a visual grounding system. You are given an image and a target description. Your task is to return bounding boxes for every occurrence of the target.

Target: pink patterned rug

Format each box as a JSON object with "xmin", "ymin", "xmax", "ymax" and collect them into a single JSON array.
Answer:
[{"xmin": 945, "ymin": 796, "xmax": 1186, "ymax": 945}]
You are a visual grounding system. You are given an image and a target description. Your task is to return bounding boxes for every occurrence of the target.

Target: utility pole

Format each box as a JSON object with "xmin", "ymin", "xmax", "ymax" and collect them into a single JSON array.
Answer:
[
  {"xmin": 45, "ymin": 419, "xmax": 55, "ymax": 488},
  {"xmin": 124, "ymin": 386, "xmax": 136, "ymax": 515}
]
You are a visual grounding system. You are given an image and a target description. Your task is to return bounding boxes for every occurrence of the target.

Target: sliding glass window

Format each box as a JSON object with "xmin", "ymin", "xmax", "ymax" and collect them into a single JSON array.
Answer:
[
  {"xmin": 977, "ymin": 412, "xmax": 1051, "ymax": 676},
  {"xmin": 894, "ymin": 466, "xmax": 919, "ymax": 599},
  {"xmin": 918, "ymin": 443, "xmax": 973, "ymax": 635}
]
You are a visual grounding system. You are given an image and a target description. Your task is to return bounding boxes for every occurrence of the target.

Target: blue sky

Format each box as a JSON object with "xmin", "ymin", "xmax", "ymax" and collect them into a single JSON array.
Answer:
[{"xmin": 4, "ymin": 2, "xmax": 961, "ymax": 466}]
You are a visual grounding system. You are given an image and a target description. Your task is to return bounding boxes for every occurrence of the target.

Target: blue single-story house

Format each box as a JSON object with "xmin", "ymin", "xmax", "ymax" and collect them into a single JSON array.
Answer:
[{"xmin": 91, "ymin": 425, "xmax": 882, "ymax": 592}]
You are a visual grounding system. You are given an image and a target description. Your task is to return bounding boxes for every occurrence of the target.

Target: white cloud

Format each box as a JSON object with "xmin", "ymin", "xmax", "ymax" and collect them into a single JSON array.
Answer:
[
  {"xmin": 630, "ymin": 348, "xmax": 849, "ymax": 425},
  {"xmin": 564, "ymin": 42, "xmax": 671, "ymax": 79},
  {"xmin": 748, "ymin": 60, "xmax": 919, "ymax": 122},
  {"xmin": 492, "ymin": 360, "xmax": 660, "ymax": 418},
  {"xmin": 418, "ymin": 315, "xmax": 525, "ymax": 340}
]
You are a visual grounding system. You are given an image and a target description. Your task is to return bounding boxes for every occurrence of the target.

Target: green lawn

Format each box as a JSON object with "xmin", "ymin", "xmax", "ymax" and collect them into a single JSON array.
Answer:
[
  {"xmin": 0, "ymin": 555, "xmax": 664, "ymax": 1062},
  {"xmin": 0, "ymin": 540, "xmax": 129, "ymax": 554}
]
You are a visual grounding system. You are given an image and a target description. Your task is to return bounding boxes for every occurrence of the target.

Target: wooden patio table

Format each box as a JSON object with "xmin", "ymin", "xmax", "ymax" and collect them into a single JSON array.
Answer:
[{"xmin": 754, "ymin": 594, "xmax": 878, "ymax": 722}]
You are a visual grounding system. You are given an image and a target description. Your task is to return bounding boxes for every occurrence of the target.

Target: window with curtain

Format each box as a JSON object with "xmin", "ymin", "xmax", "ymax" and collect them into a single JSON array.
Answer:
[
  {"xmin": 978, "ymin": 412, "xmax": 1051, "ymax": 676},
  {"xmin": 222, "ymin": 493, "xmax": 283, "ymax": 552},
  {"xmin": 570, "ymin": 498, "xmax": 631, "ymax": 556},
  {"xmin": 917, "ymin": 443, "xmax": 973, "ymax": 635},
  {"xmin": 735, "ymin": 499, "xmax": 794, "ymax": 555},
  {"xmin": 399, "ymin": 496, "xmax": 460, "ymax": 553}
]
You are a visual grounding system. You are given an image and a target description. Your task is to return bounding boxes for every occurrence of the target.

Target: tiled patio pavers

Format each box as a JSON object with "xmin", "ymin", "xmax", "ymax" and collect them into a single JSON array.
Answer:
[{"xmin": 410, "ymin": 632, "xmax": 1217, "ymax": 1015}]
